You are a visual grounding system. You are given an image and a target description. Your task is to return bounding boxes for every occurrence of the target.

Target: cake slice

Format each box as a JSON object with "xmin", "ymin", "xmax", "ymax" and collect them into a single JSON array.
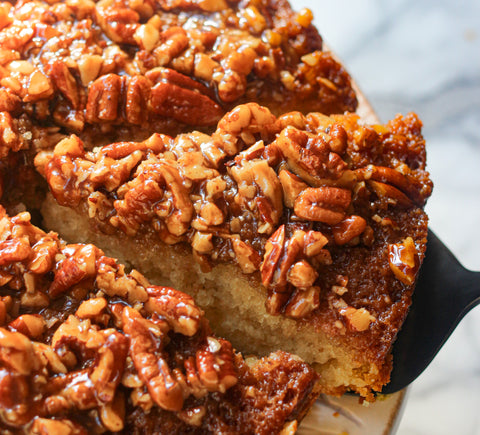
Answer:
[
  {"xmin": 37, "ymin": 103, "xmax": 433, "ymax": 399},
  {"xmin": 0, "ymin": 207, "xmax": 320, "ymax": 434}
]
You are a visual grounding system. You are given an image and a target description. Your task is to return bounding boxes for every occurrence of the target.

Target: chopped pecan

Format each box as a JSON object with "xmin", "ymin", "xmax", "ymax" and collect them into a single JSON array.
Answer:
[
  {"xmin": 231, "ymin": 238, "xmax": 261, "ymax": 274},
  {"xmin": 229, "ymin": 158, "xmax": 283, "ymax": 227},
  {"xmin": 8, "ymin": 314, "xmax": 45, "ymax": 339},
  {"xmin": 100, "ymin": 134, "xmax": 167, "ymax": 159},
  {"xmin": 51, "ymin": 316, "xmax": 128, "ymax": 409},
  {"xmin": 122, "ymin": 306, "xmax": 184, "ymax": 412},
  {"xmin": 275, "ymin": 126, "xmax": 349, "ymax": 186},
  {"xmin": 303, "ymin": 230, "xmax": 329, "ymax": 257},
  {"xmin": 332, "ymin": 298, "xmax": 376, "ymax": 332},
  {"xmin": 0, "ymin": 111, "xmax": 24, "ymax": 158},
  {"xmin": 75, "ymin": 297, "xmax": 108, "ymax": 319},
  {"xmin": 356, "ymin": 165, "xmax": 424, "ymax": 206},
  {"xmin": 261, "ymin": 225, "xmax": 286, "ymax": 289},
  {"xmin": 148, "ymin": 68, "xmax": 223, "ymax": 125},
  {"xmin": 95, "ymin": 0, "xmax": 140, "ymax": 44},
  {"xmin": 0, "ymin": 237, "xmax": 30, "ymax": 265},
  {"xmin": 0, "ymin": 327, "xmax": 37, "ymax": 375},
  {"xmin": 195, "ymin": 338, "xmax": 237, "ymax": 393},
  {"xmin": 388, "ymin": 237, "xmax": 419, "ymax": 285},
  {"xmin": 278, "ymin": 169, "xmax": 308, "ymax": 208},
  {"xmin": 86, "ymin": 74, "xmax": 124, "ymax": 123},
  {"xmin": 99, "ymin": 391, "xmax": 126, "ymax": 433},
  {"xmin": 44, "ymin": 61, "xmax": 80, "ymax": 109},
  {"xmin": 285, "ymin": 287, "xmax": 320, "ymax": 319},
  {"xmin": 215, "ymin": 103, "xmax": 279, "ymax": 155},
  {"xmin": 287, "ymin": 260, "xmax": 318, "ymax": 289},
  {"xmin": 144, "ymin": 286, "xmax": 202, "ymax": 336},
  {"xmin": 332, "ymin": 215, "xmax": 367, "ymax": 245},
  {"xmin": 49, "ymin": 245, "xmax": 100, "ymax": 298},
  {"xmin": 30, "ymin": 417, "xmax": 87, "ymax": 435},
  {"xmin": 28, "ymin": 237, "xmax": 59, "ymax": 274},
  {"xmin": 112, "ymin": 158, "xmax": 193, "ymax": 237},
  {"xmin": 368, "ymin": 180, "xmax": 414, "ymax": 208}
]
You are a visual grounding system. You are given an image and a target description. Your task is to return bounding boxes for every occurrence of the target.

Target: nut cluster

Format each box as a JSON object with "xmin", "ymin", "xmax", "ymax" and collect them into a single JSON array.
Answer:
[
  {"xmin": 39, "ymin": 103, "xmax": 433, "ymax": 322},
  {"xmin": 0, "ymin": 0, "xmax": 357, "ymax": 153},
  {"xmin": 0, "ymin": 207, "xmax": 241, "ymax": 432}
]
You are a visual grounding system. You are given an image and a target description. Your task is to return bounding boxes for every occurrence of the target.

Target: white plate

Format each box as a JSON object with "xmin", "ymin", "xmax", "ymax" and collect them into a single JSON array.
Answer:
[{"xmin": 298, "ymin": 390, "xmax": 408, "ymax": 435}]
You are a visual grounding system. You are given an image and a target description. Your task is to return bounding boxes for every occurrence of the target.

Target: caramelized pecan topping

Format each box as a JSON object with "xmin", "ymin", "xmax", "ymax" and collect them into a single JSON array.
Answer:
[
  {"xmin": 39, "ymin": 103, "xmax": 433, "ymax": 319},
  {"xmin": 0, "ymin": 0, "xmax": 357, "ymax": 155}
]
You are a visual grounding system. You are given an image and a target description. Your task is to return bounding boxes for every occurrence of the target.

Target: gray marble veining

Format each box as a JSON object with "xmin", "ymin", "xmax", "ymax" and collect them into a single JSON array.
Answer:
[{"xmin": 293, "ymin": 0, "xmax": 480, "ymax": 433}]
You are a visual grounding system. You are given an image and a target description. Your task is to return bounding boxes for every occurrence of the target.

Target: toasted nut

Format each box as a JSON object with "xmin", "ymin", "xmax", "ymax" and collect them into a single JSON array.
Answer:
[
  {"xmin": 357, "ymin": 165, "xmax": 423, "ymax": 205},
  {"xmin": 285, "ymin": 287, "xmax": 320, "ymax": 318},
  {"xmin": 332, "ymin": 298, "xmax": 376, "ymax": 331},
  {"xmin": 388, "ymin": 237, "xmax": 418, "ymax": 285},
  {"xmin": 176, "ymin": 405, "xmax": 206, "ymax": 427},
  {"xmin": 122, "ymin": 306, "xmax": 184, "ymax": 411},
  {"xmin": 294, "ymin": 187, "xmax": 351, "ymax": 225},
  {"xmin": 199, "ymin": 202, "xmax": 224, "ymax": 226},
  {"xmin": 303, "ymin": 230, "xmax": 329, "ymax": 257},
  {"xmin": 261, "ymin": 225, "xmax": 285, "ymax": 287},
  {"xmin": 145, "ymin": 286, "xmax": 202, "ymax": 336},
  {"xmin": 25, "ymin": 71, "xmax": 53, "ymax": 101},
  {"xmin": 0, "ymin": 237, "xmax": 30, "ymax": 265},
  {"xmin": 332, "ymin": 215, "xmax": 367, "ymax": 245},
  {"xmin": 279, "ymin": 420, "xmax": 298, "ymax": 435},
  {"xmin": 329, "ymin": 122, "xmax": 348, "ymax": 154},
  {"xmin": 191, "ymin": 231, "xmax": 214, "ymax": 254},
  {"xmin": 287, "ymin": 260, "xmax": 318, "ymax": 289},
  {"xmin": 9, "ymin": 314, "xmax": 46, "ymax": 339},
  {"xmin": 278, "ymin": 169, "xmax": 308, "ymax": 208},
  {"xmin": 368, "ymin": 180, "xmax": 413, "ymax": 208},
  {"xmin": 99, "ymin": 391, "xmax": 125, "ymax": 432},
  {"xmin": 343, "ymin": 307, "xmax": 375, "ymax": 331},
  {"xmin": 7, "ymin": 60, "xmax": 34, "ymax": 74},
  {"xmin": 134, "ymin": 23, "xmax": 160, "ymax": 51},
  {"xmin": 296, "ymin": 8, "xmax": 313, "ymax": 27},
  {"xmin": 149, "ymin": 80, "xmax": 222, "ymax": 126},
  {"xmin": 30, "ymin": 418, "xmax": 82, "ymax": 434},
  {"xmin": 0, "ymin": 328, "xmax": 36, "ymax": 375},
  {"xmin": 75, "ymin": 297, "xmax": 108, "ymax": 319},
  {"xmin": 231, "ymin": 238, "xmax": 261, "ymax": 274},
  {"xmin": 77, "ymin": 54, "xmax": 103, "ymax": 86},
  {"xmin": 194, "ymin": 53, "xmax": 219, "ymax": 81}
]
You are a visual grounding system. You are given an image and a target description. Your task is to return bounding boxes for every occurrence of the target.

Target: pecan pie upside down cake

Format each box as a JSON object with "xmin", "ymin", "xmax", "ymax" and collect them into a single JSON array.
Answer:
[{"xmin": 0, "ymin": 0, "xmax": 433, "ymax": 432}]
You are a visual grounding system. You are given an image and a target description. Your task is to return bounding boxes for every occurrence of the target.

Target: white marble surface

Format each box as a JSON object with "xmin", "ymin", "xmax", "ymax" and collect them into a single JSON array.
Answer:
[{"xmin": 292, "ymin": 0, "xmax": 480, "ymax": 434}]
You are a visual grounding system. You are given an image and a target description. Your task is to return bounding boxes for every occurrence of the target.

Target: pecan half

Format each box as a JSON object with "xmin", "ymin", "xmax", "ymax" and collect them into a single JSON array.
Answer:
[
  {"xmin": 148, "ymin": 68, "xmax": 223, "ymax": 125},
  {"xmin": 294, "ymin": 187, "xmax": 351, "ymax": 225}
]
